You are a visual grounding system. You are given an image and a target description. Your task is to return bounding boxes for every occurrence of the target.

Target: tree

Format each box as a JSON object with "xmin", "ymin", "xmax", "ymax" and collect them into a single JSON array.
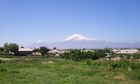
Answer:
[
  {"xmin": 61, "ymin": 49, "xmax": 108, "ymax": 61},
  {"xmin": 33, "ymin": 48, "xmax": 40, "ymax": 52},
  {"xmin": 104, "ymin": 48, "xmax": 112, "ymax": 53},
  {"xmin": 8, "ymin": 43, "xmax": 19, "ymax": 55},
  {"xmin": 60, "ymin": 50, "xmax": 96, "ymax": 61},
  {"xmin": 39, "ymin": 46, "xmax": 49, "ymax": 56},
  {"xmin": 94, "ymin": 50, "xmax": 106, "ymax": 59},
  {"xmin": 3, "ymin": 43, "xmax": 19, "ymax": 55},
  {"xmin": 133, "ymin": 53, "xmax": 140, "ymax": 59},
  {"xmin": 4, "ymin": 42, "xmax": 9, "ymax": 53},
  {"xmin": 0, "ymin": 47, "xmax": 4, "ymax": 55},
  {"xmin": 0, "ymin": 47, "xmax": 4, "ymax": 51}
]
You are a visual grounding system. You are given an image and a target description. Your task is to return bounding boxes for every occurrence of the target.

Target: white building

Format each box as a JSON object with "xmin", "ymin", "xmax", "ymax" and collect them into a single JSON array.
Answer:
[
  {"xmin": 112, "ymin": 49, "xmax": 138, "ymax": 54},
  {"xmin": 18, "ymin": 48, "xmax": 33, "ymax": 56}
]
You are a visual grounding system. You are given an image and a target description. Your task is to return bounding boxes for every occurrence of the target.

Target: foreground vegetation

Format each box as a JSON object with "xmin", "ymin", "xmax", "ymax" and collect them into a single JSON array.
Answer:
[{"xmin": 0, "ymin": 56, "xmax": 140, "ymax": 84}]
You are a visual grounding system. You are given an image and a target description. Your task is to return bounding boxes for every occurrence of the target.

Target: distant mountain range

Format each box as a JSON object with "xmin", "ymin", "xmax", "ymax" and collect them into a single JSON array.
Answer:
[{"xmin": 29, "ymin": 34, "xmax": 140, "ymax": 49}]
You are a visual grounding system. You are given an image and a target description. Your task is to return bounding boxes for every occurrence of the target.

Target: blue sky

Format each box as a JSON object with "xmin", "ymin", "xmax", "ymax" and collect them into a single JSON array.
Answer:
[{"xmin": 0, "ymin": 0, "xmax": 140, "ymax": 46}]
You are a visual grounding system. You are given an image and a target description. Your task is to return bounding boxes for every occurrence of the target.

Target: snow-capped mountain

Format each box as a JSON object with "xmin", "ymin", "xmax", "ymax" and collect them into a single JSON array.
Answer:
[
  {"xmin": 63, "ymin": 34, "xmax": 96, "ymax": 41},
  {"xmin": 29, "ymin": 34, "xmax": 140, "ymax": 49}
]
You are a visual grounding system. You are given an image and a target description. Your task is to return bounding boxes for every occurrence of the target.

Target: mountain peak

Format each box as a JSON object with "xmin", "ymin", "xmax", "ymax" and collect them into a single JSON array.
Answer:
[{"xmin": 63, "ymin": 34, "xmax": 96, "ymax": 41}]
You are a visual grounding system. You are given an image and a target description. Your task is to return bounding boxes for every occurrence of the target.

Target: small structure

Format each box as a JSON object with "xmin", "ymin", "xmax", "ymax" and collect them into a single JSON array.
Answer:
[
  {"xmin": 18, "ymin": 48, "xmax": 33, "ymax": 56},
  {"xmin": 49, "ymin": 49, "xmax": 61, "ymax": 56},
  {"xmin": 82, "ymin": 49, "xmax": 95, "ymax": 52},
  {"xmin": 112, "ymin": 49, "xmax": 138, "ymax": 54},
  {"xmin": 99, "ymin": 53, "xmax": 121, "ymax": 61},
  {"xmin": 32, "ymin": 52, "xmax": 42, "ymax": 56},
  {"xmin": 105, "ymin": 53, "xmax": 111, "ymax": 60},
  {"xmin": 99, "ymin": 53, "xmax": 111, "ymax": 61},
  {"xmin": 49, "ymin": 49, "xmax": 65, "ymax": 56}
]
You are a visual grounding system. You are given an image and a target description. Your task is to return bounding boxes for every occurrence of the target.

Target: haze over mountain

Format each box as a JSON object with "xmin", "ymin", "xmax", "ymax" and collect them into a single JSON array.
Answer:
[{"xmin": 29, "ymin": 34, "xmax": 140, "ymax": 49}]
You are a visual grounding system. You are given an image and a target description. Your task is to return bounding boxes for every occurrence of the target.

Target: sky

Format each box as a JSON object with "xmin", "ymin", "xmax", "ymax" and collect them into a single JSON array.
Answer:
[{"xmin": 0, "ymin": 0, "xmax": 140, "ymax": 46}]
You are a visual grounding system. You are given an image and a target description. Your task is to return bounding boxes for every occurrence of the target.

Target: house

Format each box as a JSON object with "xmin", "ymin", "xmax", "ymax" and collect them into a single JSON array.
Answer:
[
  {"xmin": 18, "ymin": 48, "xmax": 33, "ymax": 56},
  {"xmin": 112, "ymin": 49, "xmax": 138, "ymax": 54},
  {"xmin": 81, "ymin": 49, "xmax": 95, "ymax": 52},
  {"xmin": 99, "ymin": 55, "xmax": 121, "ymax": 61},
  {"xmin": 32, "ymin": 52, "xmax": 42, "ymax": 56},
  {"xmin": 49, "ymin": 49, "xmax": 65, "ymax": 56}
]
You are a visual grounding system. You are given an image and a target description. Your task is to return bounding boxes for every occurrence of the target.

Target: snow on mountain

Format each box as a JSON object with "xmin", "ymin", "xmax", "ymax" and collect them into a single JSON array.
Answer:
[
  {"xmin": 28, "ymin": 34, "xmax": 140, "ymax": 49},
  {"xmin": 63, "ymin": 34, "xmax": 96, "ymax": 41}
]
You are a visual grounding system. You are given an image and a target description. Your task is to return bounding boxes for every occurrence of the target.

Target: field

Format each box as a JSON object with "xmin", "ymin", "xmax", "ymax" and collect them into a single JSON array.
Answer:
[{"xmin": 0, "ymin": 56, "xmax": 140, "ymax": 84}]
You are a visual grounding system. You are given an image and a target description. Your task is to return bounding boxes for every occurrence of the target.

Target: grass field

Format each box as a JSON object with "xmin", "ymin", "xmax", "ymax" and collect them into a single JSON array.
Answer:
[{"xmin": 0, "ymin": 56, "xmax": 140, "ymax": 84}]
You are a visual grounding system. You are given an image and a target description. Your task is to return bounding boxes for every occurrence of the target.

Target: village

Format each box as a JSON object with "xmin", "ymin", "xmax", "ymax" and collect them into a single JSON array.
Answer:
[
  {"xmin": 1, "ymin": 42, "xmax": 140, "ymax": 62},
  {"xmin": 19, "ymin": 47, "xmax": 139, "ymax": 56},
  {"xmin": 17, "ymin": 47, "xmax": 140, "ymax": 61},
  {"xmin": 1, "ymin": 44, "xmax": 140, "ymax": 83},
  {"xmin": 1, "ymin": 0, "xmax": 140, "ymax": 83}
]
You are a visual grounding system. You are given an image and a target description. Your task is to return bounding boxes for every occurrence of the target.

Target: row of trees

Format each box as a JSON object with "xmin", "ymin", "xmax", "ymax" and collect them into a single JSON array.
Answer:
[
  {"xmin": 60, "ymin": 49, "xmax": 109, "ymax": 61},
  {"xmin": 0, "ymin": 43, "xmax": 49, "ymax": 56},
  {"xmin": 60, "ymin": 49, "xmax": 140, "ymax": 61}
]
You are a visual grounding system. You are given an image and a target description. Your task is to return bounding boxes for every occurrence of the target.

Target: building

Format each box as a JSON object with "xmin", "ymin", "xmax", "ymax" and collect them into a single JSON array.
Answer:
[
  {"xmin": 32, "ymin": 52, "xmax": 42, "ymax": 56},
  {"xmin": 49, "ymin": 49, "xmax": 65, "ymax": 56},
  {"xmin": 112, "ymin": 49, "xmax": 138, "ymax": 54},
  {"xmin": 18, "ymin": 48, "xmax": 33, "ymax": 56}
]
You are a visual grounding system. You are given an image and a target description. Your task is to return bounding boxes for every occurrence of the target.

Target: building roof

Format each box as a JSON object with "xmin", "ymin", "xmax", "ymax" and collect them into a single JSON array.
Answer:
[
  {"xmin": 112, "ymin": 49, "xmax": 138, "ymax": 54},
  {"xmin": 19, "ymin": 48, "xmax": 33, "ymax": 52},
  {"xmin": 49, "ymin": 49, "xmax": 60, "ymax": 53}
]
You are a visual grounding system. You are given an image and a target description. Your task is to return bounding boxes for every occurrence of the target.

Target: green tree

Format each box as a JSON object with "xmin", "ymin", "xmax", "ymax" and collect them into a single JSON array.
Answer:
[
  {"xmin": 61, "ymin": 49, "xmax": 108, "ymax": 61},
  {"xmin": 8, "ymin": 43, "xmax": 19, "ymax": 55},
  {"xmin": 3, "ymin": 43, "xmax": 19, "ymax": 55},
  {"xmin": 39, "ymin": 46, "xmax": 49, "ymax": 56},
  {"xmin": 134, "ymin": 53, "xmax": 140, "ymax": 59},
  {"xmin": 104, "ymin": 48, "xmax": 112, "ymax": 53},
  {"xmin": 61, "ymin": 50, "xmax": 96, "ymax": 61},
  {"xmin": 0, "ymin": 47, "xmax": 4, "ymax": 51},
  {"xmin": 0, "ymin": 47, "xmax": 4, "ymax": 55},
  {"xmin": 4, "ymin": 42, "xmax": 9, "ymax": 53},
  {"xmin": 94, "ymin": 50, "xmax": 106, "ymax": 59},
  {"xmin": 33, "ymin": 48, "xmax": 40, "ymax": 52}
]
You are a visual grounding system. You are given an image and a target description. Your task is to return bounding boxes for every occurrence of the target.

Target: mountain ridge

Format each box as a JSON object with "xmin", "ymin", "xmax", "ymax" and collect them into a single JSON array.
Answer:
[{"xmin": 28, "ymin": 34, "xmax": 140, "ymax": 49}]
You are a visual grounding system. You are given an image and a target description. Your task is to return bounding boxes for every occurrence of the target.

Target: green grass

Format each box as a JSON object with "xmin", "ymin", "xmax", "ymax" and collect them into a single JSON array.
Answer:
[{"xmin": 0, "ymin": 56, "xmax": 140, "ymax": 84}]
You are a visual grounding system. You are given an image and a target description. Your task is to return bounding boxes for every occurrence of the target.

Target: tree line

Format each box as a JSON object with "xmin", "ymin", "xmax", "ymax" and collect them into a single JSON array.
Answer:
[
  {"xmin": 60, "ymin": 49, "xmax": 111, "ymax": 61},
  {"xmin": 0, "ymin": 43, "xmax": 49, "ymax": 56},
  {"xmin": 60, "ymin": 49, "xmax": 140, "ymax": 61}
]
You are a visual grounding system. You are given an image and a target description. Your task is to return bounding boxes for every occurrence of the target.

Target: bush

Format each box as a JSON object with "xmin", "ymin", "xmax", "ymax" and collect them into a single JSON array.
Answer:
[
  {"xmin": 130, "ymin": 63, "xmax": 140, "ymax": 71},
  {"xmin": 109, "ymin": 61, "xmax": 140, "ymax": 71},
  {"xmin": 0, "ymin": 60, "xmax": 4, "ymax": 64},
  {"xmin": 0, "ymin": 68, "xmax": 8, "ymax": 72},
  {"xmin": 110, "ymin": 61, "xmax": 121, "ymax": 69},
  {"xmin": 61, "ymin": 49, "xmax": 107, "ymax": 61},
  {"xmin": 133, "ymin": 54, "xmax": 140, "ymax": 59},
  {"xmin": 85, "ymin": 59, "xmax": 92, "ymax": 65}
]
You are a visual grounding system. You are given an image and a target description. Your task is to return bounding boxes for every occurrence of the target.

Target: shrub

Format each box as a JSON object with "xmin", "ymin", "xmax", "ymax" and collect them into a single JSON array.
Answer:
[
  {"xmin": 133, "ymin": 54, "xmax": 140, "ymax": 59},
  {"xmin": 0, "ymin": 60, "xmax": 4, "ymax": 64},
  {"xmin": 0, "ymin": 68, "xmax": 8, "ymax": 72},
  {"xmin": 86, "ymin": 59, "xmax": 92, "ymax": 65},
  {"xmin": 130, "ymin": 63, "xmax": 140, "ymax": 71},
  {"xmin": 61, "ymin": 49, "xmax": 107, "ymax": 61}
]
